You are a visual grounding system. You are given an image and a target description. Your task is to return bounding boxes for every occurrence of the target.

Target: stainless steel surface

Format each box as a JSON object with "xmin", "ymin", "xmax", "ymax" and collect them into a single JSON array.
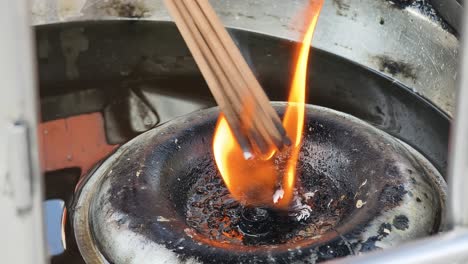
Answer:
[
  {"xmin": 329, "ymin": 228, "xmax": 468, "ymax": 264},
  {"xmin": 31, "ymin": 0, "xmax": 459, "ymax": 116},
  {"xmin": 73, "ymin": 145, "xmax": 122, "ymax": 264},
  {"xmin": 0, "ymin": 0, "xmax": 47, "ymax": 263},
  {"xmin": 329, "ymin": 6, "xmax": 468, "ymax": 264}
]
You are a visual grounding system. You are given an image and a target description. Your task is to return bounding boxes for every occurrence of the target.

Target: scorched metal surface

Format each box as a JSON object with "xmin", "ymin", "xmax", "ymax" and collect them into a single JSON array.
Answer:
[{"xmin": 71, "ymin": 103, "xmax": 446, "ymax": 264}]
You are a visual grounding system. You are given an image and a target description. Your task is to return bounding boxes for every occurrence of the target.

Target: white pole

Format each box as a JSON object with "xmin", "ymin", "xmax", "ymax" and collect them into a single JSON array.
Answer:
[
  {"xmin": 449, "ymin": 7, "xmax": 468, "ymax": 227},
  {"xmin": 0, "ymin": 0, "xmax": 47, "ymax": 263}
]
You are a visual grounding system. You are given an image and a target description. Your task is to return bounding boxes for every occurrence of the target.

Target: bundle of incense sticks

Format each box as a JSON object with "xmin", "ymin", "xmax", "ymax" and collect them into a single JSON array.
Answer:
[{"xmin": 164, "ymin": 0, "xmax": 290, "ymax": 158}]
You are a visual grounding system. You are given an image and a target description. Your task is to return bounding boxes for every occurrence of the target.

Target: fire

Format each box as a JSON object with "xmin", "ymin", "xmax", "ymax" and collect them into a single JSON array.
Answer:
[{"xmin": 213, "ymin": 0, "xmax": 324, "ymax": 208}]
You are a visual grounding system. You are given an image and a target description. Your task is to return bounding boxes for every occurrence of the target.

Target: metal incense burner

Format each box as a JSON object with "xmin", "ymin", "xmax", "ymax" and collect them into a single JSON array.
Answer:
[
  {"xmin": 71, "ymin": 103, "xmax": 446, "ymax": 264},
  {"xmin": 0, "ymin": 0, "xmax": 464, "ymax": 263}
]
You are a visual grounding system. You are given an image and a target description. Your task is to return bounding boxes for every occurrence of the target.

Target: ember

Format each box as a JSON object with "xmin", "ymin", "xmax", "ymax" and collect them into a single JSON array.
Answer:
[{"xmin": 185, "ymin": 157, "xmax": 352, "ymax": 246}]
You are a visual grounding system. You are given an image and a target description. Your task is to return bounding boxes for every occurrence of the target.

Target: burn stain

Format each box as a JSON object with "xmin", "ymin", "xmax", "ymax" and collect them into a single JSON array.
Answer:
[
  {"xmin": 217, "ymin": 11, "xmax": 255, "ymax": 20},
  {"xmin": 375, "ymin": 55, "xmax": 417, "ymax": 82},
  {"xmin": 385, "ymin": 164, "xmax": 400, "ymax": 178},
  {"xmin": 263, "ymin": 13, "xmax": 282, "ymax": 20},
  {"xmin": 334, "ymin": 42, "xmax": 353, "ymax": 51},
  {"xmin": 379, "ymin": 223, "xmax": 393, "ymax": 236},
  {"xmin": 380, "ymin": 184, "xmax": 407, "ymax": 208},
  {"xmin": 385, "ymin": 0, "xmax": 456, "ymax": 34},
  {"xmin": 332, "ymin": 0, "xmax": 357, "ymax": 20},
  {"xmin": 379, "ymin": 17, "xmax": 385, "ymax": 25},
  {"xmin": 317, "ymin": 241, "xmax": 352, "ymax": 261},
  {"xmin": 99, "ymin": 0, "xmax": 152, "ymax": 18},
  {"xmin": 360, "ymin": 236, "xmax": 381, "ymax": 252},
  {"xmin": 387, "ymin": 0, "xmax": 416, "ymax": 9},
  {"xmin": 238, "ymin": 13, "xmax": 255, "ymax": 19},
  {"xmin": 393, "ymin": 215, "xmax": 410, "ymax": 230},
  {"xmin": 333, "ymin": 0, "xmax": 350, "ymax": 14},
  {"xmin": 359, "ymin": 223, "xmax": 393, "ymax": 252}
]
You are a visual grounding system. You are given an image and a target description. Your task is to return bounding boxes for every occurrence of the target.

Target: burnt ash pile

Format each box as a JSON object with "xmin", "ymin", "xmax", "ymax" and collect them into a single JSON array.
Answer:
[{"xmin": 185, "ymin": 158, "xmax": 353, "ymax": 246}]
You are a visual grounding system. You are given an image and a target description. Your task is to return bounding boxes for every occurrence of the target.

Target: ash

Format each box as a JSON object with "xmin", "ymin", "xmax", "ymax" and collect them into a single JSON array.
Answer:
[
  {"xmin": 184, "ymin": 160, "xmax": 352, "ymax": 246},
  {"xmin": 289, "ymin": 189, "xmax": 314, "ymax": 221},
  {"xmin": 272, "ymin": 188, "xmax": 285, "ymax": 204}
]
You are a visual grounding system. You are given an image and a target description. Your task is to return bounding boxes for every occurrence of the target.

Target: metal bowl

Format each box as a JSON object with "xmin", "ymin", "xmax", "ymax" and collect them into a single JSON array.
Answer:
[{"xmin": 71, "ymin": 103, "xmax": 446, "ymax": 264}]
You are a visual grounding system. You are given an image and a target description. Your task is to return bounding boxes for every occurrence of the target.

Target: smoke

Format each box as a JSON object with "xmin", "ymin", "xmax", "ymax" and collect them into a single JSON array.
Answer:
[{"xmin": 227, "ymin": 29, "xmax": 259, "ymax": 77}]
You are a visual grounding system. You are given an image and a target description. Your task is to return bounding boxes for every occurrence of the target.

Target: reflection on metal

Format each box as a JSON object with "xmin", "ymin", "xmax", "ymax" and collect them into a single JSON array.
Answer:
[
  {"xmin": 44, "ymin": 199, "xmax": 66, "ymax": 256},
  {"xmin": 44, "ymin": 168, "xmax": 87, "ymax": 264},
  {"xmin": 39, "ymin": 113, "xmax": 117, "ymax": 174},
  {"xmin": 104, "ymin": 89, "xmax": 159, "ymax": 144},
  {"xmin": 139, "ymin": 85, "xmax": 213, "ymax": 124}
]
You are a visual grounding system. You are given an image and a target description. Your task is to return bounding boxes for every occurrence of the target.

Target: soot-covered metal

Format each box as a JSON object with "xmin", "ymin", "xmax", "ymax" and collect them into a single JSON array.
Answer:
[
  {"xmin": 72, "ymin": 103, "xmax": 446, "ymax": 264},
  {"xmin": 185, "ymin": 159, "xmax": 351, "ymax": 246}
]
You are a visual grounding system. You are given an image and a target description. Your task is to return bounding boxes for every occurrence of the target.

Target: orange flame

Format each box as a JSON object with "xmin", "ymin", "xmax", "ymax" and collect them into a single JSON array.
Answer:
[{"xmin": 213, "ymin": 0, "xmax": 324, "ymax": 208}]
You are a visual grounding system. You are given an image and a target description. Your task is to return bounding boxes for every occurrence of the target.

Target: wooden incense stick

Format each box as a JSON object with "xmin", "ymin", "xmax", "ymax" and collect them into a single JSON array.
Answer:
[
  {"xmin": 195, "ymin": 0, "xmax": 289, "ymax": 143},
  {"xmin": 164, "ymin": 0, "xmax": 290, "ymax": 157}
]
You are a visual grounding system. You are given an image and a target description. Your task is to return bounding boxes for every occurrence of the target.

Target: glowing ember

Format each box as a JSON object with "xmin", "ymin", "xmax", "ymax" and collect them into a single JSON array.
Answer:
[{"xmin": 213, "ymin": 0, "xmax": 324, "ymax": 208}]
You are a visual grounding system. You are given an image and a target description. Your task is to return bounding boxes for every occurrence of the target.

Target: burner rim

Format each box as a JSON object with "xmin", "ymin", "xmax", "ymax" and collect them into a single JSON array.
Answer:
[{"xmin": 72, "ymin": 103, "xmax": 447, "ymax": 264}]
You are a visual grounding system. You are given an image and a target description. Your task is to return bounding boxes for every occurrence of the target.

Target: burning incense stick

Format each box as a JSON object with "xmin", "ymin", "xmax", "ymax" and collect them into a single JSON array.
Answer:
[
  {"xmin": 164, "ymin": 0, "xmax": 290, "ymax": 158},
  {"xmin": 212, "ymin": 0, "xmax": 324, "ymax": 208}
]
